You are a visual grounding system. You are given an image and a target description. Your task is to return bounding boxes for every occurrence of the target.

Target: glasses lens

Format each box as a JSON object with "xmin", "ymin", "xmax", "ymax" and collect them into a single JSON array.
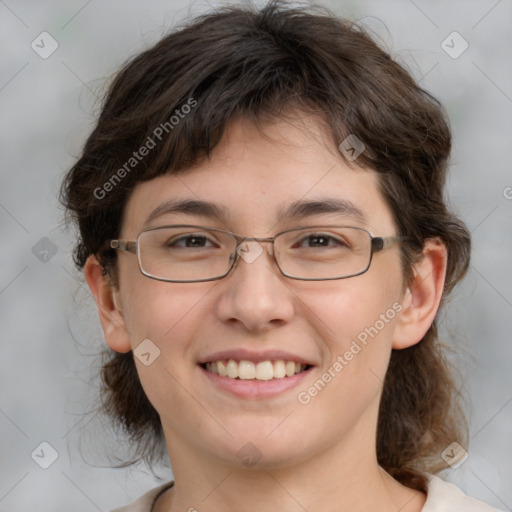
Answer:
[
  {"xmin": 275, "ymin": 226, "xmax": 372, "ymax": 279},
  {"xmin": 138, "ymin": 226, "xmax": 236, "ymax": 281}
]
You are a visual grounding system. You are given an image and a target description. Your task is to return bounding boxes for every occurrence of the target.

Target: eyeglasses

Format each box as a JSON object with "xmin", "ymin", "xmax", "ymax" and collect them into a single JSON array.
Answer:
[{"xmin": 109, "ymin": 224, "xmax": 403, "ymax": 282}]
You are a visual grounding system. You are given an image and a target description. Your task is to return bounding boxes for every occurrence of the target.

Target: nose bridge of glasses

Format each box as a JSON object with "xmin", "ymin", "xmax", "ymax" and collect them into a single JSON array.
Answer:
[
  {"xmin": 236, "ymin": 237, "xmax": 275, "ymax": 261},
  {"xmin": 240, "ymin": 234, "xmax": 274, "ymax": 244}
]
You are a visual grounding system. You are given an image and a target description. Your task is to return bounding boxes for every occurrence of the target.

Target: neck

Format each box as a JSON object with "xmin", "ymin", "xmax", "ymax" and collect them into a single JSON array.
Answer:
[{"xmin": 155, "ymin": 425, "xmax": 426, "ymax": 512}]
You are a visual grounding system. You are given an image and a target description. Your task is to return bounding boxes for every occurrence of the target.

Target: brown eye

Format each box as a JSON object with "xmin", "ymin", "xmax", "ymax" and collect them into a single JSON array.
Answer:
[
  {"xmin": 293, "ymin": 233, "xmax": 349, "ymax": 249},
  {"xmin": 169, "ymin": 235, "xmax": 213, "ymax": 248}
]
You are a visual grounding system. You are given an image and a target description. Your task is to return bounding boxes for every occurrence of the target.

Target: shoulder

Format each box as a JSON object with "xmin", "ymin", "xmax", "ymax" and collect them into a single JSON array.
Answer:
[
  {"xmin": 423, "ymin": 474, "xmax": 504, "ymax": 512},
  {"xmin": 110, "ymin": 481, "xmax": 174, "ymax": 512},
  {"xmin": 111, "ymin": 476, "xmax": 502, "ymax": 512}
]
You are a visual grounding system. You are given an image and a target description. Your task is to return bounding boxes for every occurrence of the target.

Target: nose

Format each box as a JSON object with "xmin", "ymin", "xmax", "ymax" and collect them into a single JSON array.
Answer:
[{"xmin": 214, "ymin": 240, "xmax": 295, "ymax": 332}]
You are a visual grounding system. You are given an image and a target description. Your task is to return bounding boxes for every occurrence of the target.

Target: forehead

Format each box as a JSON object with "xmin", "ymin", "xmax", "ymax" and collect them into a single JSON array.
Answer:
[{"xmin": 121, "ymin": 116, "xmax": 395, "ymax": 236}]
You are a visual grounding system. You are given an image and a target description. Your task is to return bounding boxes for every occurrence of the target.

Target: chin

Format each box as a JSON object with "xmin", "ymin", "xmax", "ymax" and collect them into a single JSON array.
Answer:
[{"xmin": 207, "ymin": 430, "xmax": 313, "ymax": 470}]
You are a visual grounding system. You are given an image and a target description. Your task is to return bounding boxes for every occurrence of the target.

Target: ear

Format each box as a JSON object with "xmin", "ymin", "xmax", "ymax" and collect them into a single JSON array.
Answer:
[
  {"xmin": 393, "ymin": 238, "xmax": 447, "ymax": 350},
  {"xmin": 84, "ymin": 255, "xmax": 132, "ymax": 353}
]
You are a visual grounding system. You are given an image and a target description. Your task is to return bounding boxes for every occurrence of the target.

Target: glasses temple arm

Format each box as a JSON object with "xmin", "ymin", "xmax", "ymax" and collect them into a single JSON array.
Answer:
[
  {"xmin": 371, "ymin": 235, "xmax": 405, "ymax": 253},
  {"xmin": 110, "ymin": 240, "xmax": 137, "ymax": 253}
]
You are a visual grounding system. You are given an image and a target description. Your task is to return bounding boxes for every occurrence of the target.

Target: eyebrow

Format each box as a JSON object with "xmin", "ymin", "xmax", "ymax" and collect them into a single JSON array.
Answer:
[
  {"xmin": 276, "ymin": 197, "xmax": 367, "ymax": 224},
  {"xmin": 144, "ymin": 197, "xmax": 367, "ymax": 227},
  {"xmin": 144, "ymin": 199, "xmax": 230, "ymax": 226}
]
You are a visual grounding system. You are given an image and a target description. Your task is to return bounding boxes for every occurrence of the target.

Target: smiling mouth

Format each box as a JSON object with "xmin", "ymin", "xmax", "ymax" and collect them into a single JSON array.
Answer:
[{"xmin": 200, "ymin": 359, "xmax": 312, "ymax": 381}]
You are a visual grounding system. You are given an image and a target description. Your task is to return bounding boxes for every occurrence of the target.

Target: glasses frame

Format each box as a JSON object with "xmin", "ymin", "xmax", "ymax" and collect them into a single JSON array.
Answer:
[{"xmin": 109, "ymin": 224, "xmax": 404, "ymax": 283}]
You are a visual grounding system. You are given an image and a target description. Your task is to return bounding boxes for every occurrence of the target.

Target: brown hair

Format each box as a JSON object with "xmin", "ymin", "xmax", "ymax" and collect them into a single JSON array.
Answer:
[{"xmin": 60, "ymin": 0, "xmax": 470, "ymax": 491}]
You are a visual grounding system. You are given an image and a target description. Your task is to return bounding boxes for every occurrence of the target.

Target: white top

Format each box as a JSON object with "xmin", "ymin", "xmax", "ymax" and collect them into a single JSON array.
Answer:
[{"xmin": 111, "ymin": 474, "xmax": 503, "ymax": 512}]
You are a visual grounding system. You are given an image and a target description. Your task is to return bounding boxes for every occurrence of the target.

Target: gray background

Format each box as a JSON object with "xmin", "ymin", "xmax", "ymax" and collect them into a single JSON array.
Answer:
[{"xmin": 1, "ymin": 0, "xmax": 511, "ymax": 510}]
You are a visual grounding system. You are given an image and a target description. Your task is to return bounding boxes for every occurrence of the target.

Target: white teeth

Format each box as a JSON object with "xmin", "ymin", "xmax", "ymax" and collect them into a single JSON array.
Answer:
[
  {"xmin": 255, "ymin": 361, "xmax": 273, "ymax": 381},
  {"xmin": 204, "ymin": 359, "xmax": 308, "ymax": 380},
  {"xmin": 273, "ymin": 360, "xmax": 286, "ymax": 378},
  {"xmin": 239, "ymin": 360, "xmax": 256, "ymax": 380},
  {"xmin": 217, "ymin": 360, "xmax": 227, "ymax": 377},
  {"xmin": 226, "ymin": 359, "xmax": 238, "ymax": 379}
]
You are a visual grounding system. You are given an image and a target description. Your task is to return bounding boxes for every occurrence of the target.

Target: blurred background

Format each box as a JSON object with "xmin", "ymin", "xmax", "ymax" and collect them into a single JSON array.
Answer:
[{"xmin": 1, "ymin": 0, "xmax": 511, "ymax": 510}]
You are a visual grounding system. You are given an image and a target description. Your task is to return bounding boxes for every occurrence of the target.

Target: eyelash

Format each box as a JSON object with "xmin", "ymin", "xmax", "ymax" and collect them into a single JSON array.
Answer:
[{"xmin": 167, "ymin": 233, "xmax": 349, "ymax": 249}]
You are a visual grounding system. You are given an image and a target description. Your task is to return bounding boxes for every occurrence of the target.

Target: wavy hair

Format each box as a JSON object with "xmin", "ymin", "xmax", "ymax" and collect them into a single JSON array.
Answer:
[{"xmin": 60, "ymin": 0, "xmax": 470, "ymax": 492}]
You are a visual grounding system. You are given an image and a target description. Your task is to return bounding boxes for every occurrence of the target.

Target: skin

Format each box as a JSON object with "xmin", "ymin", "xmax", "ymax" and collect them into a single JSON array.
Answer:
[{"xmin": 86, "ymin": 114, "xmax": 447, "ymax": 512}]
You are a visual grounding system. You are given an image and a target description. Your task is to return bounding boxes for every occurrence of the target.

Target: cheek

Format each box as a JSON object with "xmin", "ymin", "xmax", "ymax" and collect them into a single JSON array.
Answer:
[
  {"xmin": 296, "ymin": 257, "xmax": 404, "ymax": 393},
  {"xmin": 119, "ymin": 262, "xmax": 205, "ymax": 347},
  {"xmin": 288, "ymin": 284, "xmax": 402, "ymax": 461},
  {"xmin": 292, "ymin": 281, "xmax": 402, "ymax": 441},
  {"xmin": 304, "ymin": 274, "xmax": 401, "ymax": 348},
  {"xmin": 120, "ymin": 279, "xmax": 212, "ymax": 423}
]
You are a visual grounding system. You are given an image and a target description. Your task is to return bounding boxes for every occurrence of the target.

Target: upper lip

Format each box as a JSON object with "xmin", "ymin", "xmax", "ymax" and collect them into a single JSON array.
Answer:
[{"xmin": 198, "ymin": 348, "xmax": 316, "ymax": 366}]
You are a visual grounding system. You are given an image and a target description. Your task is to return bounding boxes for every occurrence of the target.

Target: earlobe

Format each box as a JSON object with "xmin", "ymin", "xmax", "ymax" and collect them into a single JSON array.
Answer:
[
  {"xmin": 392, "ymin": 239, "xmax": 447, "ymax": 350},
  {"xmin": 84, "ymin": 255, "xmax": 132, "ymax": 354}
]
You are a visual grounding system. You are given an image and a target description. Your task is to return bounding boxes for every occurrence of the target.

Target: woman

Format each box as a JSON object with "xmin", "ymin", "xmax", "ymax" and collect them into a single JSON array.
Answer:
[{"xmin": 60, "ymin": 1, "xmax": 501, "ymax": 510}]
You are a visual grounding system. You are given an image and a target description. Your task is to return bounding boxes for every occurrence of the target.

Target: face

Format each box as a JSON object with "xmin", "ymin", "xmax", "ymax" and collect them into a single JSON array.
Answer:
[{"xmin": 110, "ymin": 115, "xmax": 406, "ymax": 470}]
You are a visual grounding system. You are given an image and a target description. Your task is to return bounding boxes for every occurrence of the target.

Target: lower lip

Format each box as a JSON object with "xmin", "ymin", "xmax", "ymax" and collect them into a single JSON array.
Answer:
[{"xmin": 198, "ymin": 364, "xmax": 314, "ymax": 399}]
